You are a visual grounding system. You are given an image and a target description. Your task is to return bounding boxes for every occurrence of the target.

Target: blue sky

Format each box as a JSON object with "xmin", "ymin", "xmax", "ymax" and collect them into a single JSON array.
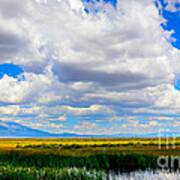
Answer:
[
  {"xmin": 158, "ymin": 0, "xmax": 180, "ymax": 49},
  {"xmin": 0, "ymin": 63, "xmax": 23, "ymax": 79},
  {"xmin": 0, "ymin": 0, "xmax": 180, "ymax": 135}
]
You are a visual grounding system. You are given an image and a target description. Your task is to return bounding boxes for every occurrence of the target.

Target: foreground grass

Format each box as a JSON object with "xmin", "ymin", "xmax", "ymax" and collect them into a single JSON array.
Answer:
[
  {"xmin": 0, "ymin": 138, "xmax": 179, "ymax": 179},
  {"xmin": 0, "ymin": 150, "xmax": 162, "ymax": 172},
  {"xmin": 0, "ymin": 166, "xmax": 106, "ymax": 180}
]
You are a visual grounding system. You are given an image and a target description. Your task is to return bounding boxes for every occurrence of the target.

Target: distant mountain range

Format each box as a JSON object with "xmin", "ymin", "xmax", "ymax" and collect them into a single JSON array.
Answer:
[{"xmin": 0, "ymin": 120, "xmax": 179, "ymax": 138}]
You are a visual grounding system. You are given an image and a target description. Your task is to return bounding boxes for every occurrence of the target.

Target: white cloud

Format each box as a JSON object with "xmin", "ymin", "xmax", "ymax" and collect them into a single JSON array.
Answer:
[
  {"xmin": 149, "ymin": 121, "xmax": 159, "ymax": 126},
  {"xmin": 0, "ymin": 72, "xmax": 52, "ymax": 104},
  {"xmin": 49, "ymin": 115, "xmax": 67, "ymax": 121},
  {"xmin": 0, "ymin": 105, "xmax": 20, "ymax": 115},
  {"xmin": 60, "ymin": 104, "xmax": 114, "ymax": 116},
  {"xmin": 0, "ymin": 0, "xmax": 177, "ymax": 107},
  {"xmin": 0, "ymin": 0, "xmax": 180, "ymax": 134},
  {"xmin": 38, "ymin": 113, "xmax": 49, "ymax": 118},
  {"xmin": 49, "ymin": 123, "xmax": 64, "ymax": 129},
  {"xmin": 74, "ymin": 121, "xmax": 97, "ymax": 130},
  {"xmin": 68, "ymin": 0, "xmax": 83, "ymax": 11}
]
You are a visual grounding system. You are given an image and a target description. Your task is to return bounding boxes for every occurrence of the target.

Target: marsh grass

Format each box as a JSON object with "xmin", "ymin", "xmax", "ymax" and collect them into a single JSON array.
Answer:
[
  {"xmin": 0, "ymin": 151, "xmax": 157, "ymax": 172},
  {"xmin": 0, "ymin": 138, "xmax": 180, "ymax": 179},
  {"xmin": 0, "ymin": 166, "xmax": 106, "ymax": 180}
]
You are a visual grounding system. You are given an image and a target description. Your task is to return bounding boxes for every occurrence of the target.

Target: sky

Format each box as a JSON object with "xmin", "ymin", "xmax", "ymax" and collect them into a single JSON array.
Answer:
[{"xmin": 0, "ymin": 0, "xmax": 180, "ymax": 135}]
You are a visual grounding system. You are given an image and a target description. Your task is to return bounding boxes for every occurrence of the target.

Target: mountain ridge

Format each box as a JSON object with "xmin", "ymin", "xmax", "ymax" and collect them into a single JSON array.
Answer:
[{"xmin": 0, "ymin": 120, "xmax": 179, "ymax": 138}]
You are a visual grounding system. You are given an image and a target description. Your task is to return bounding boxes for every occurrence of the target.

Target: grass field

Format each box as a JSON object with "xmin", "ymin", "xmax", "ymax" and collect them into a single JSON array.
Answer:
[
  {"xmin": 0, "ymin": 137, "xmax": 180, "ymax": 148},
  {"xmin": 0, "ymin": 138, "xmax": 179, "ymax": 179}
]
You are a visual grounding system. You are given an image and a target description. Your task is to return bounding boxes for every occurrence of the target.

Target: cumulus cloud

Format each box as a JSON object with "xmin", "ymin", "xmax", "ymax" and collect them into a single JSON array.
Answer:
[
  {"xmin": 0, "ymin": 66, "xmax": 64, "ymax": 105},
  {"xmin": 59, "ymin": 104, "xmax": 114, "ymax": 115},
  {"xmin": 0, "ymin": 0, "xmax": 27, "ymax": 19},
  {"xmin": 74, "ymin": 121, "xmax": 97, "ymax": 130},
  {"xmin": 0, "ymin": 0, "xmax": 180, "ymax": 134},
  {"xmin": 49, "ymin": 115, "xmax": 67, "ymax": 121}
]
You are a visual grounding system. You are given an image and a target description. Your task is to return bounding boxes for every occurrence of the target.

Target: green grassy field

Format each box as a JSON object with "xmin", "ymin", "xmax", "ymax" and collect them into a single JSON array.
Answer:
[{"xmin": 0, "ymin": 138, "xmax": 179, "ymax": 179}]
